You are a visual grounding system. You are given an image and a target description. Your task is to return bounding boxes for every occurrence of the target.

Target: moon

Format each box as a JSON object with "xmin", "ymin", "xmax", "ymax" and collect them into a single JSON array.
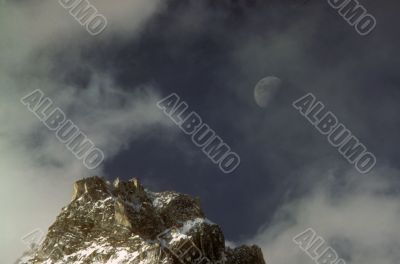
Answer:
[{"xmin": 254, "ymin": 76, "xmax": 282, "ymax": 108}]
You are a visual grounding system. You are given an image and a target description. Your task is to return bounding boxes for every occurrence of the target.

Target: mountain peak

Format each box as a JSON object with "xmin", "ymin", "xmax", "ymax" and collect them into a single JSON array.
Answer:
[{"xmin": 18, "ymin": 176, "xmax": 266, "ymax": 264}]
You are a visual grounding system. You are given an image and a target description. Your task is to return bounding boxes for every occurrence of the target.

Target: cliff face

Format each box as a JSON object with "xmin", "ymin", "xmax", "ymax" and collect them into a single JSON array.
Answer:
[{"xmin": 18, "ymin": 176, "xmax": 266, "ymax": 264}]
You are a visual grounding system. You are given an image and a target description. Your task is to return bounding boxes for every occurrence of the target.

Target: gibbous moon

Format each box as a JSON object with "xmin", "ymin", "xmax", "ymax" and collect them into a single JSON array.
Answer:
[{"xmin": 254, "ymin": 76, "xmax": 282, "ymax": 108}]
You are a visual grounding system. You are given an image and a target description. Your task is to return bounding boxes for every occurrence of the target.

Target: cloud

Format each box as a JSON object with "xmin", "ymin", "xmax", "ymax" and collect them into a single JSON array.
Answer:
[
  {"xmin": 249, "ymin": 168, "xmax": 400, "ymax": 264},
  {"xmin": 0, "ymin": 0, "xmax": 168, "ymax": 262}
]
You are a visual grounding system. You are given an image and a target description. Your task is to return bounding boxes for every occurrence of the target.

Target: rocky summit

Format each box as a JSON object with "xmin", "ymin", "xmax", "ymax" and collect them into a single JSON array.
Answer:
[{"xmin": 18, "ymin": 176, "xmax": 266, "ymax": 264}]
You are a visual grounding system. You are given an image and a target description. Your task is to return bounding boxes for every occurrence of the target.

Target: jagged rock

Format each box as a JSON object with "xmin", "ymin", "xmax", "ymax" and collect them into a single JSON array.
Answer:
[
  {"xmin": 72, "ymin": 176, "xmax": 110, "ymax": 201},
  {"xmin": 17, "ymin": 176, "xmax": 266, "ymax": 264},
  {"xmin": 114, "ymin": 199, "xmax": 133, "ymax": 229}
]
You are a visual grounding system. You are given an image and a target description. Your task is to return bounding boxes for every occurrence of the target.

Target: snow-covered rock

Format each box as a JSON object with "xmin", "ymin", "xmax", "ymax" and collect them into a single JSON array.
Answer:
[{"xmin": 17, "ymin": 176, "xmax": 265, "ymax": 264}]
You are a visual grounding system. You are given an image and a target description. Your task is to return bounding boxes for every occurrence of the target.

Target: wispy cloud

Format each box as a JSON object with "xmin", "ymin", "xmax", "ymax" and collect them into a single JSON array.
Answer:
[
  {"xmin": 249, "ymin": 168, "xmax": 400, "ymax": 264},
  {"xmin": 0, "ymin": 0, "xmax": 168, "ymax": 262}
]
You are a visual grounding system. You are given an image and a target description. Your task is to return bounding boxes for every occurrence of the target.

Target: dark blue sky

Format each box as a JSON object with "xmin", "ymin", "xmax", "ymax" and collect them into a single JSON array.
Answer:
[{"xmin": 83, "ymin": 0, "xmax": 400, "ymax": 242}]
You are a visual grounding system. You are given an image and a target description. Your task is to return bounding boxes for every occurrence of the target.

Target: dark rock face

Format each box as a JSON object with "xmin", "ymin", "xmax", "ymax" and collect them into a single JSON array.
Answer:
[{"xmin": 18, "ymin": 176, "xmax": 266, "ymax": 264}]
